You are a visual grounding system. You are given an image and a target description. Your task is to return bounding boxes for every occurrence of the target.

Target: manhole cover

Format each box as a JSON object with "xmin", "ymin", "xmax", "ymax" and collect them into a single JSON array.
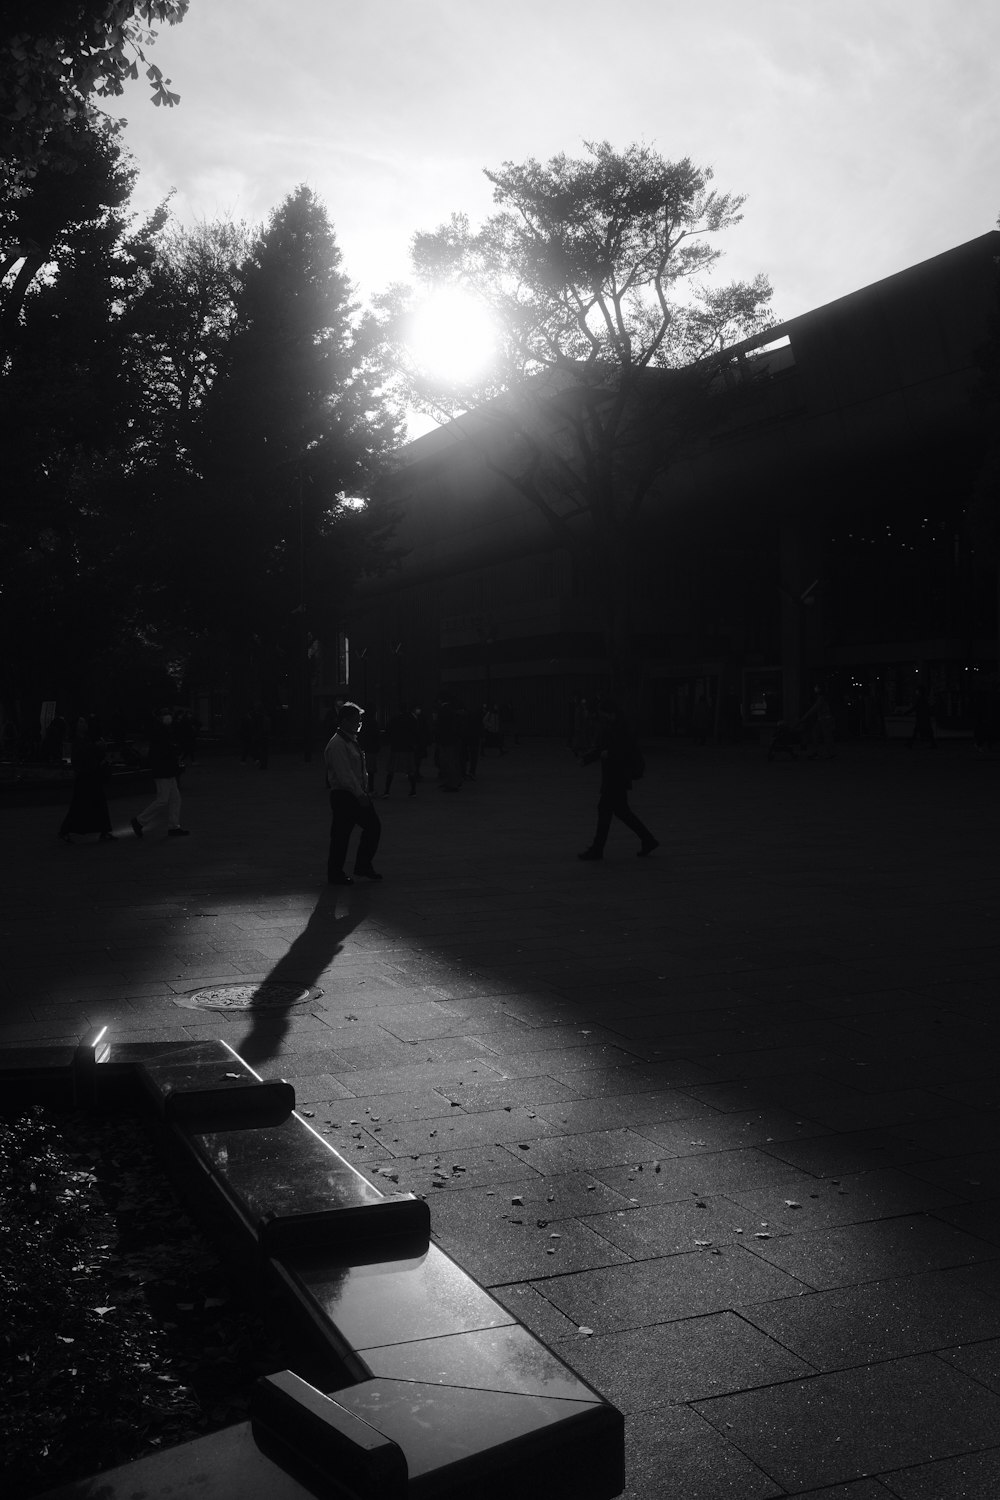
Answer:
[{"xmin": 175, "ymin": 982, "xmax": 322, "ymax": 1012}]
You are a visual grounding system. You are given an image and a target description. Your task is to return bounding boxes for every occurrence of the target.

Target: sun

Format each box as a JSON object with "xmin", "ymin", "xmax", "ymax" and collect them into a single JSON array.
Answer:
[{"xmin": 410, "ymin": 288, "xmax": 497, "ymax": 384}]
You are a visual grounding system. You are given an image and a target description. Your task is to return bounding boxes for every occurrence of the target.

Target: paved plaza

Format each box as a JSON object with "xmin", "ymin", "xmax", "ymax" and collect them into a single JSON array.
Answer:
[{"xmin": 3, "ymin": 736, "xmax": 1000, "ymax": 1499}]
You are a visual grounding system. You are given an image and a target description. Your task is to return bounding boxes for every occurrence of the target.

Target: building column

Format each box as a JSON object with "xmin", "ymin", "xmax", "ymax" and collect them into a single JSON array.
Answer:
[{"xmin": 779, "ymin": 518, "xmax": 825, "ymax": 725}]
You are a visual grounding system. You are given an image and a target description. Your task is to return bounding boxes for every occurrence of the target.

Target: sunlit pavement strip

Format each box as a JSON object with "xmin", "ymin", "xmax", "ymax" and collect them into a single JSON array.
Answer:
[{"xmin": 3, "ymin": 741, "xmax": 1000, "ymax": 1498}]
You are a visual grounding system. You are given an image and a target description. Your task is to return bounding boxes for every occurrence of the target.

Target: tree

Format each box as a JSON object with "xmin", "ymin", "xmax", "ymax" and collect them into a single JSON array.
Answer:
[
  {"xmin": 183, "ymin": 186, "xmax": 404, "ymax": 726},
  {"xmin": 0, "ymin": 117, "xmax": 172, "ymax": 721},
  {"xmin": 0, "ymin": 1, "xmax": 187, "ymax": 183},
  {"xmin": 384, "ymin": 140, "xmax": 773, "ymax": 696}
]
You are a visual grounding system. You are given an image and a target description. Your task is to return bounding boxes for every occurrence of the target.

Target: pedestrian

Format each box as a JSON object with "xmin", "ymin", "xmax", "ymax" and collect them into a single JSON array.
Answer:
[
  {"xmin": 383, "ymin": 705, "xmax": 420, "ymax": 797},
  {"xmin": 691, "ymin": 695, "xmax": 712, "ymax": 746},
  {"xmin": 42, "ymin": 711, "xmax": 67, "ymax": 767},
  {"xmin": 58, "ymin": 718, "xmax": 115, "ymax": 844},
  {"xmin": 907, "ymin": 687, "xmax": 935, "ymax": 750},
  {"xmin": 131, "ymin": 710, "xmax": 190, "ymax": 838},
  {"xmin": 577, "ymin": 699, "xmax": 659, "ymax": 861},
  {"xmin": 481, "ymin": 703, "xmax": 503, "ymax": 755},
  {"xmin": 434, "ymin": 697, "xmax": 464, "ymax": 791},
  {"xmin": 324, "ymin": 702, "xmax": 382, "ymax": 884},
  {"xmin": 358, "ymin": 704, "xmax": 381, "ymax": 793},
  {"xmin": 459, "ymin": 700, "xmax": 481, "ymax": 780},
  {"xmin": 411, "ymin": 704, "xmax": 429, "ymax": 780},
  {"xmin": 799, "ymin": 685, "xmax": 836, "ymax": 760}
]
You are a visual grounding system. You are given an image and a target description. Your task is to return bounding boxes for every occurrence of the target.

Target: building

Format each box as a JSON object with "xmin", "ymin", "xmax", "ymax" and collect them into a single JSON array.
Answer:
[{"xmin": 336, "ymin": 232, "xmax": 1000, "ymax": 739}]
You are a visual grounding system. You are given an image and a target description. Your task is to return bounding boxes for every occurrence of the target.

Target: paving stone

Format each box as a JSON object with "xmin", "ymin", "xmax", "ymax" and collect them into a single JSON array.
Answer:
[
  {"xmin": 385, "ymin": 1147, "xmax": 545, "ymax": 1197},
  {"xmin": 937, "ymin": 1337, "xmax": 1000, "ymax": 1394},
  {"xmin": 903, "ymin": 1151, "xmax": 1000, "ymax": 1197},
  {"xmin": 742, "ymin": 1267, "xmax": 1000, "ymax": 1369},
  {"xmin": 932, "ymin": 1198, "xmax": 1000, "ymax": 1247},
  {"xmin": 383, "ymin": 1107, "xmax": 558, "ymax": 1155},
  {"xmin": 635, "ymin": 1107, "xmax": 831, "ymax": 1157},
  {"xmin": 535, "ymin": 1246, "xmax": 809, "ymax": 1333},
  {"xmin": 621, "ymin": 1403, "xmax": 783, "ymax": 1500},
  {"xmin": 561, "ymin": 1310, "xmax": 812, "ymax": 1411},
  {"xmin": 878, "ymin": 1447, "xmax": 1000, "ymax": 1498},
  {"xmin": 488, "ymin": 1282, "xmax": 585, "ymax": 1346},
  {"xmin": 692, "ymin": 1355, "xmax": 1000, "ymax": 1492},
  {"xmin": 443, "ymin": 1080, "xmax": 580, "ymax": 1116},
  {"xmin": 8, "ymin": 745, "xmax": 1000, "ymax": 1497},
  {"xmin": 433, "ymin": 1209, "xmax": 631, "ymax": 1287},
  {"xmin": 744, "ymin": 1213, "xmax": 1000, "ymax": 1290},
  {"xmin": 728, "ymin": 1166, "xmax": 966, "ymax": 1232},
  {"xmin": 498, "ymin": 1127, "xmax": 664, "ymax": 1175},
  {"xmin": 584, "ymin": 1196, "xmax": 754, "ymax": 1258}
]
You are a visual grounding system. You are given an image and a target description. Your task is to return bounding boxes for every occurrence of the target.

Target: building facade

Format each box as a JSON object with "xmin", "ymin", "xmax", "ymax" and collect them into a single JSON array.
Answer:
[{"xmin": 340, "ymin": 232, "xmax": 1000, "ymax": 739}]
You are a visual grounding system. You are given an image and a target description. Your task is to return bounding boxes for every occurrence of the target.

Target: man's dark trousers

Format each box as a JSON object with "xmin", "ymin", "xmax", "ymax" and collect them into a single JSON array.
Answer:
[
  {"xmin": 592, "ymin": 783, "xmax": 654, "ymax": 853},
  {"xmin": 328, "ymin": 791, "xmax": 381, "ymax": 877}
]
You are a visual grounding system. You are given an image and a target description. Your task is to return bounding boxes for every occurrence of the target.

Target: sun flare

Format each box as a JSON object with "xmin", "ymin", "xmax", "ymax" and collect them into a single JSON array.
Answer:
[{"xmin": 410, "ymin": 288, "xmax": 497, "ymax": 384}]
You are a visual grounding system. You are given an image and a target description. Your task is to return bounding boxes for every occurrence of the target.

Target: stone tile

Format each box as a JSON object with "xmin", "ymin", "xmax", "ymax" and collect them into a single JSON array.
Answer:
[
  {"xmin": 549, "ymin": 1059, "xmax": 717, "ymax": 1094},
  {"xmin": 584, "ymin": 1196, "xmax": 753, "ymax": 1257},
  {"xmin": 532, "ymin": 1092, "xmax": 711, "ymax": 1134},
  {"xmin": 728, "ymin": 1167, "xmax": 965, "ymax": 1233},
  {"xmin": 385, "ymin": 1146, "xmax": 545, "ymax": 1198},
  {"xmin": 433, "ymin": 1209, "xmax": 630, "ymax": 1287},
  {"xmin": 596, "ymin": 1147, "xmax": 825, "ymax": 1202},
  {"xmin": 692, "ymin": 1356, "xmax": 1000, "ymax": 1492},
  {"xmin": 933, "ymin": 1198, "xmax": 1000, "ymax": 1247},
  {"xmin": 561, "ymin": 1310, "xmax": 811, "ymax": 1411},
  {"xmin": 621, "ymin": 1403, "xmax": 783, "ymax": 1500},
  {"xmin": 338, "ymin": 1087, "xmax": 467, "ymax": 1121},
  {"xmin": 535, "ymin": 1246, "xmax": 809, "ymax": 1333},
  {"xmin": 432, "ymin": 1074, "xmax": 578, "ymax": 1111},
  {"xmin": 501, "ymin": 1170, "xmax": 635, "ymax": 1218},
  {"xmin": 937, "ymin": 1337, "xmax": 1000, "ymax": 1394},
  {"xmin": 903, "ymin": 1151, "xmax": 1000, "ymax": 1197},
  {"xmin": 493, "ymin": 1127, "xmax": 660, "ymax": 1176},
  {"xmin": 385, "ymin": 1106, "xmax": 564, "ymax": 1156},
  {"xmin": 495, "ymin": 1043, "xmax": 645, "ymax": 1077},
  {"xmin": 332, "ymin": 1058, "xmax": 507, "ymax": 1095},
  {"xmin": 635, "ymin": 1107, "xmax": 831, "ymax": 1157},
  {"xmin": 280, "ymin": 1071, "xmax": 356, "ymax": 1103},
  {"xmin": 787, "ymin": 1485, "xmax": 896, "ymax": 1499},
  {"xmin": 745, "ymin": 1214, "xmax": 1000, "ymax": 1291},
  {"xmin": 742, "ymin": 1268, "xmax": 1000, "ymax": 1369},
  {"xmin": 489, "ymin": 1282, "xmax": 585, "ymax": 1346},
  {"xmin": 880, "ymin": 1448, "xmax": 1000, "ymax": 1498},
  {"xmin": 760, "ymin": 1129, "xmax": 928, "ymax": 1177}
]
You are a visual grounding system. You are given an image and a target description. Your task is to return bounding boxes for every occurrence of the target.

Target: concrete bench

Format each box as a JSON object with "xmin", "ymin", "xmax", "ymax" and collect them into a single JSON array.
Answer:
[{"xmin": 4, "ymin": 1036, "xmax": 625, "ymax": 1500}]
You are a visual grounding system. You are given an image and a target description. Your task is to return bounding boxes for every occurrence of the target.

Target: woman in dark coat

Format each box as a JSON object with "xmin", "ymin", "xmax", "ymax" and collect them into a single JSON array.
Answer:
[
  {"xmin": 58, "ymin": 719, "xmax": 114, "ymax": 843},
  {"xmin": 578, "ymin": 700, "xmax": 658, "ymax": 860}
]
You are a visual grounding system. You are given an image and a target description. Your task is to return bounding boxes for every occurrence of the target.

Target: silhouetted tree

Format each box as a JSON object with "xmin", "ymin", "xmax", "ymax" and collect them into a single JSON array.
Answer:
[
  {"xmin": 381, "ymin": 141, "xmax": 772, "ymax": 695},
  {"xmin": 0, "ymin": 118, "xmax": 169, "ymax": 718},
  {"xmin": 183, "ymin": 185, "xmax": 403, "ymax": 714},
  {"xmin": 0, "ymin": 1, "xmax": 186, "ymax": 183}
]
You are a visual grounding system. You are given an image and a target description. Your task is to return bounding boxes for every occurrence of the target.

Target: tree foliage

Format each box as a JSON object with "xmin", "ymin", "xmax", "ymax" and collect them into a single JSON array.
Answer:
[
  {"xmin": 0, "ymin": 1, "xmax": 187, "ymax": 181},
  {"xmin": 0, "ymin": 119, "xmax": 171, "ymax": 712},
  {"xmin": 385, "ymin": 140, "xmax": 774, "ymax": 690},
  {"xmin": 1, "ymin": 140, "xmax": 404, "ymax": 728},
  {"xmin": 186, "ymin": 187, "xmax": 404, "ymax": 642}
]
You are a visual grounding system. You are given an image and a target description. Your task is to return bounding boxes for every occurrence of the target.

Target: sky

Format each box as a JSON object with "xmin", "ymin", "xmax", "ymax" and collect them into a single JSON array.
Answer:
[{"xmin": 116, "ymin": 0, "xmax": 999, "ymax": 333}]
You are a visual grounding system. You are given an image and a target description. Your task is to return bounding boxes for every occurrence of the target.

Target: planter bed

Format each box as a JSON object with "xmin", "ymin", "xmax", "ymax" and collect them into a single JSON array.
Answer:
[
  {"xmin": 1, "ymin": 1035, "xmax": 625, "ymax": 1500},
  {"xmin": 0, "ymin": 1102, "xmax": 285, "ymax": 1497}
]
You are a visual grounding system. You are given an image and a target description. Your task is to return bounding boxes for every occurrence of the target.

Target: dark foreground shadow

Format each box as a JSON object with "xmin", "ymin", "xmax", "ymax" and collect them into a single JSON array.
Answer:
[{"xmin": 237, "ymin": 888, "xmax": 368, "ymax": 1066}]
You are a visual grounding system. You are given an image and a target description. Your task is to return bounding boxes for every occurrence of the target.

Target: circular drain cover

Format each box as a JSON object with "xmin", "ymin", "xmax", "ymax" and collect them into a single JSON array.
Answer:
[{"xmin": 175, "ymin": 981, "xmax": 321, "ymax": 1012}]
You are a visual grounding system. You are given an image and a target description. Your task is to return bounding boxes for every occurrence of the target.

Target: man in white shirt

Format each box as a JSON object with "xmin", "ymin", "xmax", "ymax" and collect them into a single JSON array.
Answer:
[{"xmin": 324, "ymin": 703, "xmax": 383, "ymax": 884}]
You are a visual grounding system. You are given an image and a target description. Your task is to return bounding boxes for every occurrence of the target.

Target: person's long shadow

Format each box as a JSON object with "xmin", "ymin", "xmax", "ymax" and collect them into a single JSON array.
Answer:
[{"xmin": 236, "ymin": 888, "xmax": 368, "ymax": 1067}]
